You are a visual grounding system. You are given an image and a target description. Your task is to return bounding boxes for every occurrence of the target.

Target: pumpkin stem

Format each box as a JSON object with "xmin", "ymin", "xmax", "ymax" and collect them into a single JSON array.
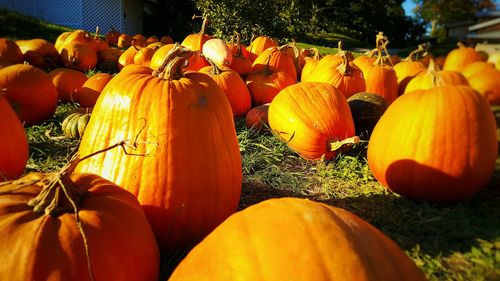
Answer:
[
  {"xmin": 206, "ymin": 57, "xmax": 222, "ymax": 75},
  {"xmin": 336, "ymin": 51, "xmax": 352, "ymax": 76},
  {"xmin": 233, "ymin": 31, "xmax": 244, "ymax": 57},
  {"xmin": 94, "ymin": 26, "xmax": 99, "ymax": 39},
  {"xmin": 328, "ymin": 136, "xmax": 360, "ymax": 153},
  {"xmin": 263, "ymin": 52, "xmax": 274, "ymax": 76},
  {"xmin": 154, "ymin": 43, "xmax": 193, "ymax": 80},
  {"xmin": 427, "ymin": 59, "xmax": 446, "ymax": 87},
  {"xmin": 309, "ymin": 48, "xmax": 320, "ymax": 60},
  {"xmin": 405, "ymin": 44, "xmax": 426, "ymax": 62},
  {"xmin": 373, "ymin": 32, "xmax": 393, "ymax": 66},
  {"xmin": 192, "ymin": 15, "xmax": 209, "ymax": 35}
]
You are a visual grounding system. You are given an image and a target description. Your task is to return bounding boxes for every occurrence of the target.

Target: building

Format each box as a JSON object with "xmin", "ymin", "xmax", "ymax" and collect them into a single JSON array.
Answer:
[
  {"xmin": 0, "ymin": 0, "xmax": 143, "ymax": 35},
  {"xmin": 468, "ymin": 10, "xmax": 500, "ymax": 43}
]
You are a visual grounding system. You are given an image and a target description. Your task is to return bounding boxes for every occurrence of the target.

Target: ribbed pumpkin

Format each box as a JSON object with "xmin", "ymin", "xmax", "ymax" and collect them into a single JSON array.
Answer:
[
  {"xmin": 49, "ymin": 68, "xmax": 88, "ymax": 103},
  {"xmin": 0, "ymin": 95, "xmax": 28, "ymax": 180},
  {"xmin": 307, "ymin": 51, "xmax": 365, "ymax": 99},
  {"xmin": 184, "ymin": 50, "xmax": 210, "ymax": 71},
  {"xmin": 246, "ymin": 62, "xmax": 296, "ymax": 106},
  {"xmin": 404, "ymin": 60, "xmax": 469, "ymax": 94},
  {"xmin": 60, "ymin": 42, "xmax": 97, "ymax": 72},
  {"xmin": 365, "ymin": 34, "xmax": 398, "ymax": 104},
  {"xmin": 0, "ymin": 38, "xmax": 23, "ymax": 65},
  {"xmin": 246, "ymin": 35, "xmax": 278, "ymax": 63},
  {"xmin": 60, "ymin": 29, "xmax": 96, "ymax": 52},
  {"xmin": 15, "ymin": 38, "xmax": 59, "ymax": 69},
  {"xmin": 149, "ymin": 44, "xmax": 175, "ymax": 70},
  {"xmin": 0, "ymin": 165, "xmax": 159, "ymax": 281},
  {"xmin": 75, "ymin": 45, "xmax": 242, "ymax": 251},
  {"xmin": 245, "ymin": 103, "xmax": 270, "ymax": 130},
  {"xmin": 202, "ymin": 38, "xmax": 233, "ymax": 68},
  {"xmin": 393, "ymin": 45, "xmax": 427, "ymax": 95},
  {"xmin": 97, "ymin": 47, "xmax": 122, "ymax": 71},
  {"xmin": 461, "ymin": 61, "xmax": 495, "ymax": 80},
  {"xmin": 117, "ymin": 34, "xmax": 132, "ymax": 49},
  {"xmin": 368, "ymin": 85, "xmax": 498, "ymax": 202},
  {"xmin": 77, "ymin": 73, "xmax": 113, "ymax": 107},
  {"xmin": 118, "ymin": 45, "xmax": 139, "ymax": 70},
  {"xmin": 316, "ymin": 41, "xmax": 354, "ymax": 70},
  {"xmin": 443, "ymin": 43, "xmax": 483, "ymax": 72},
  {"xmin": 468, "ymin": 69, "xmax": 500, "ymax": 106},
  {"xmin": 146, "ymin": 35, "xmax": 159, "ymax": 45},
  {"xmin": 352, "ymin": 52, "xmax": 377, "ymax": 76},
  {"xmin": 268, "ymin": 82, "xmax": 356, "ymax": 160},
  {"xmin": 300, "ymin": 48, "xmax": 322, "ymax": 82},
  {"xmin": 0, "ymin": 64, "xmax": 58, "ymax": 125},
  {"xmin": 133, "ymin": 46, "xmax": 158, "ymax": 67},
  {"xmin": 252, "ymin": 44, "xmax": 298, "ymax": 81},
  {"xmin": 200, "ymin": 60, "xmax": 251, "ymax": 117},
  {"xmin": 131, "ymin": 34, "xmax": 146, "ymax": 47},
  {"xmin": 228, "ymin": 38, "xmax": 252, "ymax": 77},
  {"xmin": 169, "ymin": 197, "xmax": 427, "ymax": 281},
  {"xmin": 181, "ymin": 16, "xmax": 213, "ymax": 51},
  {"xmin": 54, "ymin": 31, "xmax": 71, "ymax": 52}
]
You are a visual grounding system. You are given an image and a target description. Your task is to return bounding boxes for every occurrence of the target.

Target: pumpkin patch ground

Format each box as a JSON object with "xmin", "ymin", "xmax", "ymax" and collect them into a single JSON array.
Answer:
[{"xmin": 1, "ymin": 7, "xmax": 500, "ymax": 281}]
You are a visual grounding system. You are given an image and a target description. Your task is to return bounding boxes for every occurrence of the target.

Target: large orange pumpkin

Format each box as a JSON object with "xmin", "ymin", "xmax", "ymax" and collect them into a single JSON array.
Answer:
[
  {"xmin": 0, "ymin": 64, "xmax": 58, "ymax": 125},
  {"xmin": 268, "ymin": 82, "xmax": 356, "ymax": 160},
  {"xmin": 169, "ymin": 197, "xmax": 427, "ymax": 281},
  {"xmin": 252, "ymin": 44, "xmax": 298, "ymax": 81},
  {"xmin": 48, "ymin": 68, "xmax": 88, "ymax": 103},
  {"xmin": 0, "ymin": 168, "xmax": 159, "ymax": 281},
  {"xmin": 461, "ymin": 61, "xmax": 495, "ymax": 80},
  {"xmin": 0, "ymin": 95, "xmax": 28, "ymax": 180},
  {"xmin": 200, "ymin": 60, "xmax": 251, "ymax": 117},
  {"xmin": 149, "ymin": 44, "xmax": 175, "ymax": 71},
  {"xmin": 75, "ymin": 45, "xmax": 242, "ymax": 251},
  {"xmin": 368, "ymin": 85, "xmax": 498, "ymax": 202},
  {"xmin": 0, "ymin": 38, "xmax": 23, "ymax": 65}
]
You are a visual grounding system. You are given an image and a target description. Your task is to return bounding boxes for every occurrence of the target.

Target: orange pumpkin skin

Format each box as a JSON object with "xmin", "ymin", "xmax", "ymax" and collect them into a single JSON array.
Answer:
[
  {"xmin": 393, "ymin": 61, "xmax": 426, "ymax": 95},
  {"xmin": 368, "ymin": 85, "xmax": 498, "ymax": 202},
  {"xmin": 160, "ymin": 35, "xmax": 174, "ymax": 44},
  {"xmin": 468, "ymin": 69, "xmax": 500, "ymax": 106},
  {"xmin": 97, "ymin": 47, "xmax": 122, "ymax": 71},
  {"xmin": 133, "ymin": 46, "xmax": 157, "ymax": 67},
  {"xmin": 246, "ymin": 66, "xmax": 296, "ymax": 106},
  {"xmin": 443, "ymin": 43, "xmax": 483, "ymax": 72},
  {"xmin": 0, "ymin": 38, "xmax": 23, "ymax": 65},
  {"xmin": 300, "ymin": 51, "xmax": 322, "ymax": 82},
  {"xmin": 353, "ymin": 55, "xmax": 376, "ymax": 76},
  {"xmin": 146, "ymin": 35, "xmax": 159, "ymax": 45},
  {"xmin": 246, "ymin": 36, "xmax": 278, "ymax": 63},
  {"xmin": 131, "ymin": 34, "xmax": 146, "ymax": 47},
  {"xmin": 169, "ymin": 197, "xmax": 427, "ymax": 281},
  {"xmin": 49, "ymin": 68, "xmax": 88, "ymax": 103},
  {"xmin": 149, "ymin": 44, "xmax": 175, "ymax": 71},
  {"xmin": 118, "ymin": 46, "xmax": 139, "ymax": 70},
  {"xmin": 308, "ymin": 59, "xmax": 365, "ymax": 99},
  {"xmin": 200, "ymin": 64, "xmax": 251, "ymax": 117},
  {"xmin": 117, "ymin": 34, "xmax": 132, "ymax": 49},
  {"xmin": 365, "ymin": 65, "xmax": 398, "ymax": 104},
  {"xmin": 461, "ymin": 61, "xmax": 495, "ymax": 80},
  {"xmin": 75, "ymin": 60, "xmax": 242, "ymax": 251},
  {"xmin": 60, "ymin": 42, "xmax": 98, "ymax": 72},
  {"xmin": 78, "ymin": 73, "xmax": 113, "ymax": 107},
  {"xmin": 15, "ymin": 39, "xmax": 59, "ymax": 69},
  {"xmin": 268, "ymin": 82, "xmax": 355, "ymax": 160},
  {"xmin": 106, "ymin": 28, "xmax": 121, "ymax": 46},
  {"xmin": 229, "ymin": 52, "xmax": 252, "ymax": 77},
  {"xmin": 0, "ymin": 172, "xmax": 160, "ymax": 281},
  {"xmin": 0, "ymin": 64, "xmax": 58, "ymax": 125},
  {"xmin": 54, "ymin": 31, "xmax": 71, "ymax": 52},
  {"xmin": 184, "ymin": 50, "xmax": 210, "ymax": 71},
  {"xmin": 0, "ymin": 95, "xmax": 28, "ymax": 180},
  {"xmin": 252, "ymin": 46, "xmax": 297, "ymax": 81},
  {"xmin": 245, "ymin": 103, "xmax": 270, "ymax": 130},
  {"xmin": 404, "ymin": 69, "xmax": 469, "ymax": 94}
]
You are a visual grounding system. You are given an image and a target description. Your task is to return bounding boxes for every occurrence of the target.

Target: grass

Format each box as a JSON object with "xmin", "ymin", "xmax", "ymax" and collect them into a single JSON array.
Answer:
[{"xmin": 2, "ymin": 6, "xmax": 500, "ymax": 281}]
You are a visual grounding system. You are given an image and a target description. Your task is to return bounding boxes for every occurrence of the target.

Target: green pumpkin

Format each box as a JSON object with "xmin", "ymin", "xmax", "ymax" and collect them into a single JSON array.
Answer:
[
  {"xmin": 347, "ymin": 92, "xmax": 388, "ymax": 139},
  {"xmin": 61, "ymin": 112, "xmax": 90, "ymax": 139}
]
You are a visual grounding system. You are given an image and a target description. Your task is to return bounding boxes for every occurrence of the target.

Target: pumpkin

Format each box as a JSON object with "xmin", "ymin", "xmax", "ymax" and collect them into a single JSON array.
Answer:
[
  {"xmin": 268, "ymin": 82, "xmax": 357, "ymax": 160},
  {"xmin": 365, "ymin": 33, "xmax": 398, "ymax": 104},
  {"xmin": 468, "ymin": 69, "xmax": 500, "ymax": 106},
  {"xmin": 118, "ymin": 45, "xmax": 139, "ymax": 70},
  {"xmin": 146, "ymin": 35, "xmax": 159, "ymax": 45},
  {"xmin": 246, "ymin": 35, "xmax": 278, "ymax": 63},
  {"xmin": 300, "ymin": 48, "xmax": 322, "ymax": 82},
  {"xmin": 15, "ymin": 38, "xmax": 59, "ymax": 69},
  {"xmin": 75, "ymin": 44, "xmax": 242, "ymax": 251},
  {"xmin": 393, "ymin": 45, "xmax": 427, "ymax": 95},
  {"xmin": 227, "ymin": 32, "xmax": 252, "ymax": 77},
  {"xmin": 106, "ymin": 27, "xmax": 121, "ymax": 46},
  {"xmin": 97, "ymin": 47, "xmax": 122, "ymax": 71},
  {"xmin": 404, "ymin": 60, "xmax": 469, "ymax": 94},
  {"xmin": 202, "ymin": 38, "xmax": 233, "ymax": 67},
  {"xmin": 181, "ymin": 15, "xmax": 213, "ymax": 51},
  {"xmin": 184, "ymin": 50, "xmax": 210, "ymax": 71},
  {"xmin": 61, "ymin": 30, "xmax": 97, "ymax": 51},
  {"xmin": 61, "ymin": 112, "xmax": 91, "ymax": 139},
  {"xmin": 347, "ymin": 92, "xmax": 388, "ymax": 138},
  {"xmin": 60, "ymin": 42, "xmax": 98, "ymax": 72},
  {"xmin": 0, "ymin": 95, "xmax": 28, "ymax": 180},
  {"xmin": 461, "ymin": 61, "xmax": 495, "ymax": 80},
  {"xmin": 117, "ymin": 34, "xmax": 132, "ymax": 49},
  {"xmin": 49, "ymin": 68, "xmax": 88, "ymax": 103},
  {"xmin": 443, "ymin": 42, "xmax": 483, "ymax": 72},
  {"xmin": 316, "ymin": 41, "xmax": 354, "ymax": 70},
  {"xmin": 352, "ymin": 52, "xmax": 377, "ymax": 76},
  {"xmin": 0, "ymin": 38, "xmax": 23, "ymax": 65},
  {"xmin": 160, "ymin": 35, "xmax": 174, "ymax": 44},
  {"xmin": 133, "ymin": 46, "xmax": 158, "ymax": 67},
  {"xmin": 307, "ymin": 51, "xmax": 365, "ymax": 99},
  {"xmin": 0, "ymin": 161, "xmax": 159, "ymax": 281},
  {"xmin": 91, "ymin": 26, "xmax": 109, "ymax": 52},
  {"xmin": 131, "ymin": 34, "xmax": 146, "ymax": 47},
  {"xmin": 169, "ymin": 197, "xmax": 427, "ymax": 281},
  {"xmin": 149, "ymin": 44, "xmax": 175, "ymax": 71},
  {"xmin": 200, "ymin": 59, "xmax": 251, "ymax": 117},
  {"xmin": 245, "ymin": 103, "xmax": 270, "ymax": 130},
  {"xmin": 54, "ymin": 31, "xmax": 72, "ymax": 52},
  {"xmin": 368, "ymin": 85, "xmax": 498, "ymax": 202},
  {"xmin": 0, "ymin": 64, "xmax": 58, "ymax": 125},
  {"xmin": 78, "ymin": 73, "xmax": 113, "ymax": 107},
  {"xmin": 252, "ymin": 44, "xmax": 298, "ymax": 82},
  {"xmin": 246, "ymin": 62, "xmax": 296, "ymax": 106}
]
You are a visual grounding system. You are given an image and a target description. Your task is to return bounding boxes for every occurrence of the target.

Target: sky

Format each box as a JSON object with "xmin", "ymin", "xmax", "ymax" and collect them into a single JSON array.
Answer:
[{"xmin": 402, "ymin": 0, "xmax": 500, "ymax": 18}]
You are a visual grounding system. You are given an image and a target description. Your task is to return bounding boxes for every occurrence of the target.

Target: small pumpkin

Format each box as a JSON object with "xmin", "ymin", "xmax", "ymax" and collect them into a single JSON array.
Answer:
[
  {"xmin": 117, "ymin": 34, "xmax": 132, "ymax": 49},
  {"xmin": 202, "ymin": 38, "xmax": 233, "ymax": 67},
  {"xmin": 181, "ymin": 15, "xmax": 213, "ymax": 51},
  {"xmin": 443, "ymin": 42, "xmax": 483, "ymax": 72},
  {"xmin": 61, "ymin": 112, "xmax": 91, "ymax": 139},
  {"xmin": 0, "ymin": 38, "xmax": 23, "ymax": 66},
  {"xmin": 347, "ymin": 92, "xmax": 388, "ymax": 138},
  {"xmin": 467, "ymin": 69, "xmax": 500, "ymax": 106},
  {"xmin": 169, "ymin": 197, "xmax": 427, "ymax": 281},
  {"xmin": 300, "ymin": 48, "xmax": 322, "ymax": 82},
  {"xmin": 245, "ymin": 103, "xmax": 270, "ymax": 131},
  {"xmin": 252, "ymin": 44, "xmax": 298, "ymax": 82},
  {"xmin": 149, "ymin": 44, "xmax": 175, "ymax": 71},
  {"xmin": 246, "ymin": 61, "xmax": 296, "ymax": 106},
  {"xmin": 227, "ymin": 32, "xmax": 252, "ymax": 77},
  {"xmin": 49, "ymin": 68, "xmax": 88, "ymax": 103},
  {"xmin": 133, "ymin": 46, "xmax": 158, "ymax": 67},
  {"xmin": 118, "ymin": 45, "xmax": 139, "ymax": 70},
  {"xmin": 15, "ymin": 38, "xmax": 59, "ymax": 69},
  {"xmin": 246, "ymin": 35, "xmax": 278, "ymax": 63},
  {"xmin": 146, "ymin": 35, "xmax": 159, "ymax": 45},
  {"xmin": 393, "ymin": 45, "xmax": 427, "ymax": 95},
  {"xmin": 131, "ymin": 34, "xmax": 146, "ymax": 47},
  {"xmin": 404, "ymin": 60, "xmax": 469, "ymax": 94},
  {"xmin": 60, "ymin": 42, "xmax": 98, "ymax": 72},
  {"xmin": 105, "ymin": 27, "xmax": 121, "ymax": 46},
  {"xmin": 78, "ymin": 73, "xmax": 113, "ymax": 107},
  {"xmin": 268, "ymin": 82, "xmax": 357, "ymax": 160}
]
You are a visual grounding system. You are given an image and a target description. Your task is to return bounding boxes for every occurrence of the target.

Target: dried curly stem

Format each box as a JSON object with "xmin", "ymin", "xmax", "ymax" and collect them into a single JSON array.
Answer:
[
  {"xmin": 153, "ymin": 43, "xmax": 194, "ymax": 80},
  {"xmin": 192, "ymin": 15, "xmax": 209, "ymax": 35}
]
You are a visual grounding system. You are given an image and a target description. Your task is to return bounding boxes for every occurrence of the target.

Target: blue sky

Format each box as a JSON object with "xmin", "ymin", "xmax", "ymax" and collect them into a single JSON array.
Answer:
[{"xmin": 402, "ymin": 0, "xmax": 500, "ymax": 17}]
